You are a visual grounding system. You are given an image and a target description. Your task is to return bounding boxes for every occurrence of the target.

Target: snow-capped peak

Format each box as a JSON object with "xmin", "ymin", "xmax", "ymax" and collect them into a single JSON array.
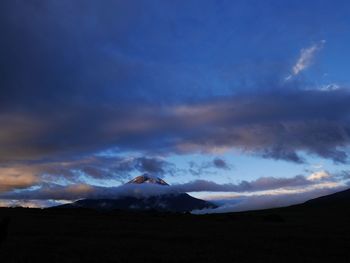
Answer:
[{"xmin": 126, "ymin": 174, "xmax": 169, "ymax": 186}]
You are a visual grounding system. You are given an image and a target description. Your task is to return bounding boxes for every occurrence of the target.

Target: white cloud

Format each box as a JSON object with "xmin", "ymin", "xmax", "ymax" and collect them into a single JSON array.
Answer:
[
  {"xmin": 320, "ymin": 83, "xmax": 340, "ymax": 91},
  {"xmin": 307, "ymin": 170, "xmax": 331, "ymax": 181},
  {"xmin": 286, "ymin": 40, "xmax": 325, "ymax": 80}
]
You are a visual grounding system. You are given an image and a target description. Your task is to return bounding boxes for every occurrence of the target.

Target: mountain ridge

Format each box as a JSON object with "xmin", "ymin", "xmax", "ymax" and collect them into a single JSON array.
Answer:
[{"xmin": 302, "ymin": 187, "xmax": 350, "ymax": 206}]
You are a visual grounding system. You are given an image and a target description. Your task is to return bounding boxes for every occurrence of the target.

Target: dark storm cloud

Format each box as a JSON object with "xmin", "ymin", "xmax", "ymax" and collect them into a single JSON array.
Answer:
[
  {"xmin": 39, "ymin": 156, "xmax": 176, "ymax": 183},
  {"xmin": 0, "ymin": 0, "xmax": 153, "ymax": 109},
  {"xmin": 188, "ymin": 158, "xmax": 231, "ymax": 176},
  {"xmin": 213, "ymin": 158, "xmax": 230, "ymax": 170},
  {"xmin": 261, "ymin": 146, "xmax": 305, "ymax": 163},
  {"xmin": 1, "ymin": 88, "xmax": 350, "ymax": 164},
  {"xmin": 174, "ymin": 88, "xmax": 350, "ymax": 164},
  {"xmin": 0, "ymin": 0, "xmax": 228, "ymax": 110},
  {"xmin": 133, "ymin": 157, "xmax": 174, "ymax": 176}
]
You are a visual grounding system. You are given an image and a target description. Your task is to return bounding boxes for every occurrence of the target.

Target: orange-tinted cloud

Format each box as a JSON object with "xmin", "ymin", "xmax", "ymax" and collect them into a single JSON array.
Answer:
[{"xmin": 0, "ymin": 167, "xmax": 39, "ymax": 192}]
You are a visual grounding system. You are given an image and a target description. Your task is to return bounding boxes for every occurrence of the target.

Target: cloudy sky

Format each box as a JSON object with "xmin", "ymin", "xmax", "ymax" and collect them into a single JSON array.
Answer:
[{"xmin": 1, "ymin": 0, "xmax": 350, "ymax": 211}]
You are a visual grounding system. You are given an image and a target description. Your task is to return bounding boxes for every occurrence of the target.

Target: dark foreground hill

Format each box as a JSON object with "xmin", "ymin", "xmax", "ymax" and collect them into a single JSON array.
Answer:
[
  {"xmin": 0, "ymin": 188, "xmax": 350, "ymax": 262},
  {"xmin": 55, "ymin": 193, "xmax": 217, "ymax": 212}
]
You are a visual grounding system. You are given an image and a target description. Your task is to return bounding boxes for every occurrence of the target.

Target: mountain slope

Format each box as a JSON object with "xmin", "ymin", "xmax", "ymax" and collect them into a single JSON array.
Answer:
[
  {"xmin": 56, "ymin": 193, "xmax": 216, "ymax": 212},
  {"xmin": 53, "ymin": 174, "xmax": 217, "ymax": 212},
  {"xmin": 303, "ymin": 187, "xmax": 350, "ymax": 207}
]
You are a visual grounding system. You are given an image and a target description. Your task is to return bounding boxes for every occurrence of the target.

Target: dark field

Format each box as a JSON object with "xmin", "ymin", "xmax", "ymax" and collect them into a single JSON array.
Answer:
[{"xmin": 1, "ymin": 205, "xmax": 350, "ymax": 263}]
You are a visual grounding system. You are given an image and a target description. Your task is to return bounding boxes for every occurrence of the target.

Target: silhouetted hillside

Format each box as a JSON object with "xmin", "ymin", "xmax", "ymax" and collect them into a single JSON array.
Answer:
[{"xmin": 303, "ymin": 188, "xmax": 350, "ymax": 206}]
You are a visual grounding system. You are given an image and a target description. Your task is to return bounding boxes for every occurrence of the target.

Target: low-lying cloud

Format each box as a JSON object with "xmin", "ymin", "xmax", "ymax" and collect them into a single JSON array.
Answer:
[
  {"xmin": 0, "ymin": 172, "xmax": 341, "ymax": 201},
  {"xmin": 193, "ymin": 185, "xmax": 346, "ymax": 214}
]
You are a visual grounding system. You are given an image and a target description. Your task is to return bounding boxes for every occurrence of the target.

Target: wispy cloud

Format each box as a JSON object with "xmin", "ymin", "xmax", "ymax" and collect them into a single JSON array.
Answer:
[{"xmin": 286, "ymin": 40, "xmax": 325, "ymax": 80}]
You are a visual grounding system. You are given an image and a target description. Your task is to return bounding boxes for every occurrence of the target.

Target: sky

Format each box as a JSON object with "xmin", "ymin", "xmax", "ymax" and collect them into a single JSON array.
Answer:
[{"xmin": 1, "ymin": 0, "xmax": 350, "ymax": 212}]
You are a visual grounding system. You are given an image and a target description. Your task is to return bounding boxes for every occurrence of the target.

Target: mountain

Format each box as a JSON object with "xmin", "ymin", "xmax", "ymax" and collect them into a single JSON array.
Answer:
[
  {"xmin": 302, "ymin": 188, "xmax": 350, "ymax": 207},
  {"xmin": 53, "ymin": 174, "xmax": 217, "ymax": 212}
]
